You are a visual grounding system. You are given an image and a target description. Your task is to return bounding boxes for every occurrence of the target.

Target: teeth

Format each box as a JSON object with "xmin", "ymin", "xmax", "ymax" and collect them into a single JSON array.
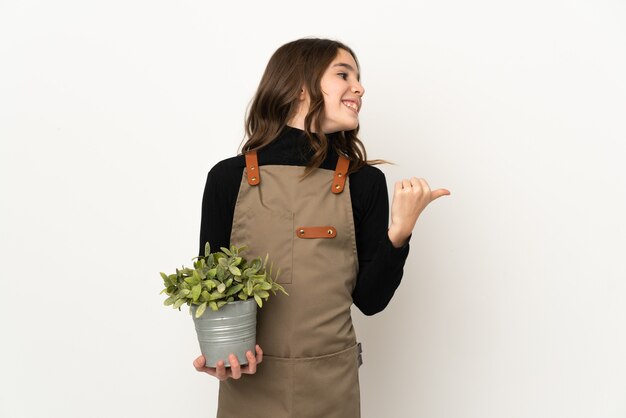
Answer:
[{"xmin": 342, "ymin": 101, "xmax": 358, "ymax": 111}]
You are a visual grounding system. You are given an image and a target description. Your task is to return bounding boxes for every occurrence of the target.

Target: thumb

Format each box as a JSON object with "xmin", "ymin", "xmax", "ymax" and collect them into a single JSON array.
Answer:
[{"xmin": 430, "ymin": 189, "xmax": 451, "ymax": 201}]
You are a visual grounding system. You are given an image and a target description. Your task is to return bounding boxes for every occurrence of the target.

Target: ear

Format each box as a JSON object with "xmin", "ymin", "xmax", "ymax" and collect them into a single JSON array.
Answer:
[{"xmin": 299, "ymin": 86, "xmax": 307, "ymax": 100}]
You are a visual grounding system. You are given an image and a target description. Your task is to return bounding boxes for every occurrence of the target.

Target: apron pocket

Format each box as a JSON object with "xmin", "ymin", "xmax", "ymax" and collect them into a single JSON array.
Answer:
[
  {"xmin": 243, "ymin": 208, "xmax": 294, "ymax": 284},
  {"xmin": 291, "ymin": 343, "xmax": 361, "ymax": 418}
]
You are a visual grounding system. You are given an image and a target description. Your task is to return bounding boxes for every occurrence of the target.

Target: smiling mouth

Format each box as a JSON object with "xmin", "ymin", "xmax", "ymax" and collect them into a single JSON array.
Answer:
[{"xmin": 342, "ymin": 101, "xmax": 359, "ymax": 114}]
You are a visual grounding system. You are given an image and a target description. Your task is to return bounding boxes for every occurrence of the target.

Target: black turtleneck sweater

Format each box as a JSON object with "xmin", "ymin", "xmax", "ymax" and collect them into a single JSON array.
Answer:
[{"xmin": 199, "ymin": 125, "xmax": 411, "ymax": 316}]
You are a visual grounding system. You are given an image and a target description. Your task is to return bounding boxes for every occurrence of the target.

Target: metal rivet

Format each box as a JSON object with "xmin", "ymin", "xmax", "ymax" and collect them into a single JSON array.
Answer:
[
  {"xmin": 250, "ymin": 166, "xmax": 255, "ymax": 170},
  {"xmin": 299, "ymin": 229, "xmax": 305, "ymax": 234},
  {"xmin": 327, "ymin": 229, "xmax": 333, "ymax": 235},
  {"xmin": 338, "ymin": 173, "xmax": 342, "ymax": 177},
  {"xmin": 335, "ymin": 184, "xmax": 341, "ymax": 190},
  {"xmin": 251, "ymin": 176, "xmax": 257, "ymax": 181}
]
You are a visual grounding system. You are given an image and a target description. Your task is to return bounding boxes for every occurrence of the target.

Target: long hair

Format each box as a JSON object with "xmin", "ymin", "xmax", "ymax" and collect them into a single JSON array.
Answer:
[{"xmin": 238, "ymin": 37, "xmax": 391, "ymax": 178}]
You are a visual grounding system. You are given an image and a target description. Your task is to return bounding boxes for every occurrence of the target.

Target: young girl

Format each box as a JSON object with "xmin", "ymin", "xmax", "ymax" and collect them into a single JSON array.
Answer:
[{"xmin": 193, "ymin": 37, "xmax": 450, "ymax": 418}]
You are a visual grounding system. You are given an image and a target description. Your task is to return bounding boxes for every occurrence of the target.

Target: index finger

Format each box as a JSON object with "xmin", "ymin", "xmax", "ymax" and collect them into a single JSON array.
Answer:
[
  {"xmin": 255, "ymin": 344, "xmax": 263, "ymax": 364},
  {"xmin": 193, "ymin": 355, "xmax": 206, "ymax": 370}
]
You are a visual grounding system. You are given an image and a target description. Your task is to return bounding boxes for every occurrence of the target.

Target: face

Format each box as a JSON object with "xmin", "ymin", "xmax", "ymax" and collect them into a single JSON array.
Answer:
[{"xmin": 318, "ymin": 48, "xmax": 365, "ymax": 133}]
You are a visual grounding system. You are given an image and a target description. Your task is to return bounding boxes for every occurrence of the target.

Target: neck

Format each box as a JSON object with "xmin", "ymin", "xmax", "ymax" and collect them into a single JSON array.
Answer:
[{"xmin": 286, "ymin": 117, "xmax": 313, "ymax": 133}]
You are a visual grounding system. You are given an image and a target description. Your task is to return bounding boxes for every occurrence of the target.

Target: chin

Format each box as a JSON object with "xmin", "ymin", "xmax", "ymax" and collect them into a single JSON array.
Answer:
[
  {"xmin": 343, "ymin": 121, "xmax": 359, "ymax": 131},
  {"xmin": 322, "ymin": 118, "xmax": 359, "ymax": 133}
]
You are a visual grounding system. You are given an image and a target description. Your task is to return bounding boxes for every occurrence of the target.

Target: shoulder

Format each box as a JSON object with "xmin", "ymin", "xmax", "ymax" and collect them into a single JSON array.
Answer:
[
  {"xmin": 202, "ymin": 155, "xmax": 246, "ymax": 200},
  {"xmin": 349, "ymin": 163, "xmax": 389, "ymax": 211},
  {"xmin": 207, "ymin": 154, "xmax": 246, "ymax": 179},
  {"xmin": 349, "ymin": 163, "xmax": 387, "ymax": 193}
]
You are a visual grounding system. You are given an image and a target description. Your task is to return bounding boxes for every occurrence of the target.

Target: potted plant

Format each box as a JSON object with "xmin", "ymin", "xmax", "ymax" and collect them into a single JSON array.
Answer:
[{"xmin": 160, "ymin": 242, "xmax": 288, "ymax": 367}]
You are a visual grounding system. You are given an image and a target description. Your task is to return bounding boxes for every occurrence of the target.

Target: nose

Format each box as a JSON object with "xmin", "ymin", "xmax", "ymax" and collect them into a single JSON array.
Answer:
[{"xmin": 352, "ymin": 81, "xmax": 365, "ymax": 97}]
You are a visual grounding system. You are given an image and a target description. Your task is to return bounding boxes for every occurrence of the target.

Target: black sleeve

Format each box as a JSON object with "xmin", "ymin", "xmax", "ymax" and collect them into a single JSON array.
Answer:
[
  {"xmin": 198, "ymin": 164, "xmax": 240, "ymax": 258},
  {"xmin": 351, "ymin": 167, "xmax": 412, "ymax": 316}
]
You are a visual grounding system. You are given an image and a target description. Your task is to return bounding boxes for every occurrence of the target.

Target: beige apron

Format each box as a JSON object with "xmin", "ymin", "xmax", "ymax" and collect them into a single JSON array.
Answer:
[{"xmin": 217, "ymin": 150, "xmax": 362, "ymax": 418}]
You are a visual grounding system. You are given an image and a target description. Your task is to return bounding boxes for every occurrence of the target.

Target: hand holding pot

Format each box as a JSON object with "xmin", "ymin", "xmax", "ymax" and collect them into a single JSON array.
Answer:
[
  {"xmin": 388, "ymin": 177, "xmax": 450, "ymax": 248},
  {"xmin": 193, "ymin": 344, "xmax": 264, "ymax": 381}
]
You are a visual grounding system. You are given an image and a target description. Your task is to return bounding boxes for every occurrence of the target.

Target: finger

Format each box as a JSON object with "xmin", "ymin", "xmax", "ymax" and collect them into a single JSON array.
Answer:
[
  {"xmin": 395, "ymin": 181, "xmax": 403, "ymax": 192},
  {"xmin": 418, "ymin": 178, "xmax": 431, "ymax": 193},
  {"xmin": 256, "ymin": 344, "xmax": 263, "ymax": 364},
  {"xmin": 243, "ymin": 350, "xmax": 257, "ymax": 374},
  {"xmin": 229, "ymin": 354, "xmax": 242, "ymax": 379},
  {"xmin": 193, "ymin": 355, "xmax": 206, "ymax": 370},
  {"xmin": 402, "ymin": 179, "xmax": 411, "ymax": 189},
  {"xmin": 215, "ymin": 360, "xmax": 228, "ymax": 381},
  {"xmin": 431, "ymin": 188, "xmax": 451, "ymax": 201}
]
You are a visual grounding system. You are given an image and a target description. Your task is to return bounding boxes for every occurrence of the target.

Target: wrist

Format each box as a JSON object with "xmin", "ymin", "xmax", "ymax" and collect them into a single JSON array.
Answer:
[{"xmin": 388, "ymin": 226, "xmax": 410, "ymax": 248}]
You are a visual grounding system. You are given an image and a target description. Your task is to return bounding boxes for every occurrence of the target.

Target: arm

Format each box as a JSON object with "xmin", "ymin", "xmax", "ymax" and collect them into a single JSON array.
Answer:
[
  {"xmin": 351, "ymin": 171, "xmax": 451, "ymax": 315},
  {"xmin": 198, "ymin": 165, "xmax": 237, "ymax": 258},
  {"xmin": 351, "ymin": 168, "xmax": 412, "ymax": 316},
  {"xmin": 196, "ymin": 163, "xmax": 262, "ymax": 379}
]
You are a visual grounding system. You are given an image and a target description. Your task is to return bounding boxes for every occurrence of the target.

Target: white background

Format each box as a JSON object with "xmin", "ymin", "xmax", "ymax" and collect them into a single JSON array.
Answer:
[{"xmin": 1, "ymin": 0, "xmax": 625, "ymax": 417}]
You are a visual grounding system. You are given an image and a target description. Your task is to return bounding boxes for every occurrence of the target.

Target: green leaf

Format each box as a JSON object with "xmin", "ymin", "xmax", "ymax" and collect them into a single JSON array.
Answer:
[
  {"xmin": 220, "ymin": 247, "xmax": 232, "ymax": 256},
  {"xmin": 217, "ymin": 301, "xmax": 227, "ymax": 308},
  {"xmin": 179, "ymin": 288, "xmax": 191, "ymax": 297},
  {"xmin": 192, "ymin": 284, "xmax": 201, "ymax": 301},
  {"xmin": 160, "ymin": 272, "xmax": 168, "ymax": 281},
  {"xmin": 163, "ymin": 296, "xmax": 176, "ymax": 306},
  {"xmin": 197, "ymin": 268, "xmax": 206, "ymax": 279},
  {"xmin": 227, "ymin": 297, "xmax": 234, "ymax": 302},
  {"xmin": 254, "ymin": 294, "xmax": 263, "ymax": 308},
  {"xmin": 204, "ymin": 242, "xmax": 211, "ymax": 257},
  {"xmin": 209, "ymin": 291, "xmax": 225, "ymax": 301},
  {"xmin": 217, "ymin": 283, "xmax": 226, "ymax": 293},
  {"xmin": 224, "ymin": 278, "xmax": 233, "ymax": 288},
  {"xmin": 173, "ymin": 298, "xmax": 186, "ymax": 309},
  {"xmin": 201, "ymin": 290, "xmax": 210, "ymax": 300},
  {"xmin": 238, "ymin": 293, "xmax": 248, "ymax": 300},
  {"xmin": 274, "ymin": 283, "xmax": 289, "ymax": 296},
  {"xmin": 228, "ymin": 265, "xmax": 241, "ymax": 276},
  {"xmin": 254, "ymin": 290, "xmax": 269, "ymax": 299},
  {"xmin": 226, "ymin": 283, "xmax": 243, "ymax": 296},
  {"xmin": 195, "ymin": 302, "xmax": 207, "ymax": 318},
  {"xmin": 207, "ymin": 268, "xmax": 217, "ymax": 279},
  {"xmin": 246, "ymin": 280, "xmax": 254, "ymax": 296},
  {"xmin": 260, "ymin": 282, "xmax": 272, "ymax": 290},
  {"xmin": 209, "ymin": 301, "xmax": 218, "ymax": 311}
]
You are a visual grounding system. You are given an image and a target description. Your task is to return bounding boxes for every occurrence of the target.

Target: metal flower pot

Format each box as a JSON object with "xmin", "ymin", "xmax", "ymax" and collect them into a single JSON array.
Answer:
[{"xmin": 190, "ymin": 298, "xmax": 257, "ymax": 368}]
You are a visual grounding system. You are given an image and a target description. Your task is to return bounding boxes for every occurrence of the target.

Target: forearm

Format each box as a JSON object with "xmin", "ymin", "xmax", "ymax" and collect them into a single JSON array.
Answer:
[{"xmin": 352, "ymin": 232, "xmax": 411, "ymax": 315}]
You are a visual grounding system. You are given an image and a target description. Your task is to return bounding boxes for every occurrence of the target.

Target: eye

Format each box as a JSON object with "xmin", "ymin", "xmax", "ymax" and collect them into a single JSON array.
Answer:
[{"xmin": 338, "ymin": 72, "xmax": 348, "ymax": 80}]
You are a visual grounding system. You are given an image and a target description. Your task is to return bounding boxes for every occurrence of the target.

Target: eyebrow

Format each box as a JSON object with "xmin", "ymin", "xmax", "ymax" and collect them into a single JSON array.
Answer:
[{"xmin": 332, "ymin": 63, "xmax": 360, "ymax": 81}]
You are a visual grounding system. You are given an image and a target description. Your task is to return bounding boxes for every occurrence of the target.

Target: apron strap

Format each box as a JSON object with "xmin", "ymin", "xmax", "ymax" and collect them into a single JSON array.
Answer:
[
  {"xmin": 244, "ymin": 151, "xmax": 261, "ymax": 186},
  {"xmin": 331, "ymin": 156, "xmax": 350, "ymax": 194},
  {"xmin": 246, "ymin": 151, "xmax": 348, "ymax": 191}
]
